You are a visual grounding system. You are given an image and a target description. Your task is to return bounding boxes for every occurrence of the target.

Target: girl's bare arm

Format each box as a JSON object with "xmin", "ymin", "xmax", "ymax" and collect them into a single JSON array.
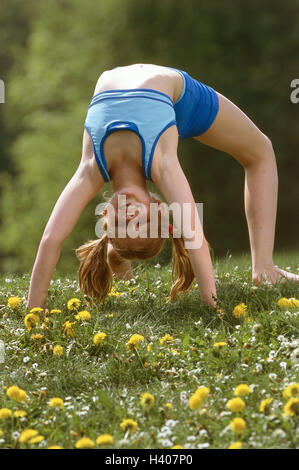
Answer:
[
  {"xmin": 26, "ymin": 163, "xmax": 104, "ymax": 309},
  {"xmin": 154, "ymin": 152, "xmax": 217, "ymax": 308}
]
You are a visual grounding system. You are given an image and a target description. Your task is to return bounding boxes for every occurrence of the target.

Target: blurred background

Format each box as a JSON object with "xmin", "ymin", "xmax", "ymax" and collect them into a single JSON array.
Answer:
[{"xmin": 0, "ymin": 0, "xmax": 298, "ymax": 275}]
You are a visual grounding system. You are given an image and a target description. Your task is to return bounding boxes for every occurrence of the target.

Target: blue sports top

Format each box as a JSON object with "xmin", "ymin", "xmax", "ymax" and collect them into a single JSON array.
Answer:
[{"xmin": 84, "ymin": 67, "xmax": 219, "ymax": 182}]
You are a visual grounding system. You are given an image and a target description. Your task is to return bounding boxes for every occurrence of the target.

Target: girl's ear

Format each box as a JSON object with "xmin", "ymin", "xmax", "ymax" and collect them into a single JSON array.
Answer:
[
  {"xmin": 75, "ymin": 235, "xmax": 112, "ymax": 302},
  {"xmin": 170, "ymin": 236, "xmax": 195, "ymax": 301}
]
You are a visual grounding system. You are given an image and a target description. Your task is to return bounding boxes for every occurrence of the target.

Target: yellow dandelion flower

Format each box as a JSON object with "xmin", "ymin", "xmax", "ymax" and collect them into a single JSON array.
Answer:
[
  {"xmin": 289, "ymin": 298, "xmax": 299, "ymax": 307},
  {"xmin": 234, "ymin": 384, "xmax": 251, "ymax": 397},
  {"xmin": 31, "ymin": 334, "xmax": 44, "ymax": 341},
  {"xmin": 28, "ymin": 435, "xmax": 44, "ymax": 444},
  {"xmin": 213, "ymin": 341, "xmax": 227, "ymax": 348},
  {"xmin": 75, "ymin": 437, "xmax": 95, "ymax": 449},
  {"xmin": 283, "ymin": 397, "xmax": 299, "ymax": 417},
  {"xmin": 48, "ymin": 445, "xmax": 62, "ymax": 449},
  {"xmin": 282, "ymin": 383, "xmax": 299, "ymax": 399},
  {"xmin": 189, "ymin": 394, "xmax": 203, "ymax": 410},
  {"xmin": 67, "ymin": 298, "xmax": 81, "ymax": 310},
  {"xmin": 48, "ymin": 397, "xmax": 64, "ymax": 409},
  {"xmin": 228, "ymin": 441, "xmax": 243, "ymax": 449},
  {"xmin": 277, "ymin": 297, "xmax": 292, "ymax": 308},
  {"xmin": 96, "ymin": 434, "xmax": 114, "ymax": 445},
  {"xmin": 6, "ymin": 385, "xmax": 27, "ymax": 403},
  {"xmin": 120, "ymin": 418, "xmax": 138, "ymax": 433},
  {"xmin": 14, "ymin": 409, "xmax": 27, "ymax": 418},
  {"xmin": 195, "ymin": 386, "xmax": 210, "ymax": 401},
  {"xmin": 230, "ymin": 417, "xmax": 246, "ymax": 434},
  {"xmin": 227, "ymin": 398, "xmax": 246, "ymax": 412},
  {"xmin": 172, "ymin": 445, "xmax": 184, "ymax": 449},
  {"xmin": 232, "ymin": 303, "xmax": 247, "ymax": 318},
  {"xmin": 63, "ymin": 320, "xmax": 76, "ymax": 337},
  {"xmin": 0, "ymin": 408, "xmax": 13, "ymax": 419},
  {"xmin": 126, "ymin": 334, "xmax": 144, "ymax": 350},
  {"xmin": 259, "ymin": 398, "xmax": 273, "ymax": 413},
  {"xmin": 75, "ymin": 310, "xmax": 91, "ymax": 321},
  {"xmin": 53, "ymin": 345, "xmax": 63, "ymax": 356},
  {"xmin": 49, "ymin": 309, "xmax": 62, "ymax": 315},
  {"xmin": 140, "ymin": 392, "xmax": 155, "ymax": 409},
  {"xmin": 108, "ymin": 287, "xmax": 122, "ymax": 298},
  {"xmin": 160, "ymin": 334, "xmax": 174, "ymax": 345},
  {"xmin": 147, "ymin": 344, "xmax": 152, "ymax": 352},
  {"xmin": 7, "ymin": 296, "xmax": 21, "ymax": 308},
  {"xmin": 29, "ymin": 307, "xmax": 44, "ymax": 314},
  {"xmin": 19, "ymin": 428, "xmax": 38, "ymax": 443},
  {"xmin": 24, "ymin": 313, "xmax": 39, "ymax": 331},
  {"xmin": 93, "ymin": 332, "xmax": 107, "ymax": 345},
  {"xmin": 164, "ymin": 402, "xmax": 173, "ymax": 409}
]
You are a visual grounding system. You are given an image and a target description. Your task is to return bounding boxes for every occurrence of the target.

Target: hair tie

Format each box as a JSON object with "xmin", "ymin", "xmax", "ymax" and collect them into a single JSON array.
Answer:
[
  {"xmin": 169, "ymin": 224, "xmax": 173, "ymax": 235},
  {"xmin": 103, "ymin": 208, "xmax": 107, "ymax": 216}
]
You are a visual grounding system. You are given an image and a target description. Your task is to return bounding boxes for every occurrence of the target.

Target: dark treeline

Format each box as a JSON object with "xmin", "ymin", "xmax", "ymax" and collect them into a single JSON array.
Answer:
[{"xmin": 0, "ymin": 0, "xmax": 298, "ymax": 274}]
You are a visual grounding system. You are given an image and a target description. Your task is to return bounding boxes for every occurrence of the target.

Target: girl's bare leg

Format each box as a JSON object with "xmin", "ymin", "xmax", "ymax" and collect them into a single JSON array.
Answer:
[{"xmin": 194, "ymin": 92, "xmax": 299, "ymax": 285}]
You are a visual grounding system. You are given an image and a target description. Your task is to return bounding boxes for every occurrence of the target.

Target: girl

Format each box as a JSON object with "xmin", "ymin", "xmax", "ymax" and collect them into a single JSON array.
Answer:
[{"xmin": 26, "ymin": 63, "xmax": 299, "ymax": 310}]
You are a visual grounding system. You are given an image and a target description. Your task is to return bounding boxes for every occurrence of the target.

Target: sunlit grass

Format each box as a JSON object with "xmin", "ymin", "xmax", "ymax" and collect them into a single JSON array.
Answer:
[{"xmin": 0, "ymin": 253, "xmax": 298, "ymax": 449}]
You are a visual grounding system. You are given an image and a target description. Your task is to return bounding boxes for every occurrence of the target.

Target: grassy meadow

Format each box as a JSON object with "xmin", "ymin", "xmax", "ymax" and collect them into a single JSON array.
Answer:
[{"xmin": 0, "ymin": 252, "xmax": 298, "ymax": 449}]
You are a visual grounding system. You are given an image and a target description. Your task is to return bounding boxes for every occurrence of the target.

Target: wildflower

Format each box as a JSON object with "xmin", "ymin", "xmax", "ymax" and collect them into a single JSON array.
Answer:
[
  {"xmin": 195, "ymin": 386, "xmax": 210, "ymax": 402},
  {"xmin": 283, "ymin": 397, "xmax": 299, "ymax": 417},
  {"xmin": 31, "ymin": 334, "xmax": 43, "ymax": 341},
  {"xmin": 75, "ymin": 437, "xmax": 95, "ymax": 449},
  {"xmin": 0, "ymin": 408, "xmax": 12, "ymax": 419},
  {"xmin": 49, "ymin": 309, "xmax": 62, "ymax": 315},
  {"xmin": 282, "ymin": 383, "xmax": 299, "ymax": 399},
  {"xmin": 228, "ymin": 442, "xmax": 243, "ymax": 449},
  {"xmin": 74, "ymin": 310, "xmax": 91, "ymax": 321},
  {"xmin": 24, "ymin": 313, "xmax": 39, "ymax": 331},
  {"xmin": 67, "ymin": 298, "xmax": 81, "ymax": 310},
  {"xmin": 63, "ymin": 320, "xmax": 76, "ymax": 337},
  {"xmin": 277, "ymin": 297, "xmax": 292, "ymax": 308},
  {"xmin": 29, "ymin": 307, "xmax": 44, "ymax": 314},
  {"xmin": 234, "ymin": 384, "xmax": 251, "ymax": 397},
  {"xmin": 48, "ymin": 397, "xmax": 64, "ymax": 409},
  {"xmin": 28, "ymin": 435, "xmax": 44, "ymax": 444},
  {"xmin": 140, "ymin": 392, "xmax": 155, "ymax": 409},
  {"xmin": 126, "ymin": 334, "xmax": 144, "ymax": 350},
  {"xmin": 172, "ymin": 445, "xmax": 184, "ymax": 449},
  {"xmin": 19, "ymin": 429, "xmax": 38, "ymax": 443},
  {"xmin": 48, "ymin": 445, "xmax": 62, "ymax": 449},
  {"xmin": 120, "ymin": 418, "xmax": 138, "ymax": 433},
  {"xmin": 14, "ymin": 410, "xmax": 27, "ymax": 418},
  {"xmin": 147, "ymin": 344, "xmax": 152, "ymax": 352},
  {"xmin": 213, "ymin": 341, "xmax": 227, "ymax": 348},
  {"xmin": 7, "ymin": 296, "xmax": 21, "ymax": 308},
  {"xmin": 164, "ymin": 402, "xmax": 173, "ymax": 409},
  {"xmin": 230, "ymin": 417, "xmax": 246, "ymax": 434},
  {"xmin": 189, "ymin": 394, "xmax": 203, "ymax": 410},
  {"xmin": 289, "ymin": 298, "xmax": 299, "ymax": 307},
  {"xmin": 6, "ymin": 386, "xmax": 27, "ymax": 403},
  {"xmin": 227, "ymin": 398, "xmax": 246, "ymax": 412},
  {"xmin": 108, "ymin": 287, "xmax": 122, "ymax": 298},
  {"xmin": 53, "ymin": 345, "xmax": 63, "ymax": 356},
  {"xmin": 259, "ymin": 398, "xmax": 273, "ymax": 414},
  {"xmin": 232, "ymin": 303, "xmax": 247, "ymax": 318},
  {"xmin": 96, "ymin": 434, "xmax": 114, "ymax": 445},
  {"xmin": 160, "ymin": 334, "xmax": 174, "ymax": 345},
  {"xmin": 93, "ymin": 332, "xmax": 107, "ymax": 345}
]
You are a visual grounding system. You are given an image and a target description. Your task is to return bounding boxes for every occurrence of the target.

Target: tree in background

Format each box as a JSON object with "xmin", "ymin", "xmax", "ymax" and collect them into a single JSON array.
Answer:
[{"xmin": 0, "ymin": 0, "xmax": 298, "ymax": 274}]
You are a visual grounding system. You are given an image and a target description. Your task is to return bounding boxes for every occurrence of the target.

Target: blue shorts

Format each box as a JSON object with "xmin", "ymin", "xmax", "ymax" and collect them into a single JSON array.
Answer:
[
  {"xmin": 84, "ymin": 67, "xmax": 219, "ymax": 182},
  {"xmin": 171, "ymin": 67, "xmax": 219, "ymax": 139}
]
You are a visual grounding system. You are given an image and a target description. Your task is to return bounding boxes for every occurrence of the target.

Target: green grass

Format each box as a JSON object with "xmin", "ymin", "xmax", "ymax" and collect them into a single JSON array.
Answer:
[{"xmin": 0, "ymin": 252, "xmax": 298, "ymax": 449}]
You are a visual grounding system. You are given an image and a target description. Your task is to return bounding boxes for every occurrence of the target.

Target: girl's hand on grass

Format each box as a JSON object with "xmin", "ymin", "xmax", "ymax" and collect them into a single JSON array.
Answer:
[{"xmin": 252, "ymin": 265, "xmax": 299, "ymax": 286}]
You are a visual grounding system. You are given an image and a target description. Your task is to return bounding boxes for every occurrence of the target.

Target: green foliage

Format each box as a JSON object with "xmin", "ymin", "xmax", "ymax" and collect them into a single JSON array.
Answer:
[
  {"xmin": 0, "ymin": 0, "xmax": 299, "ymax": 273},
  {"xmin": 0, "ymin": 256, "xmax": 298, "ymax": 448}
]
